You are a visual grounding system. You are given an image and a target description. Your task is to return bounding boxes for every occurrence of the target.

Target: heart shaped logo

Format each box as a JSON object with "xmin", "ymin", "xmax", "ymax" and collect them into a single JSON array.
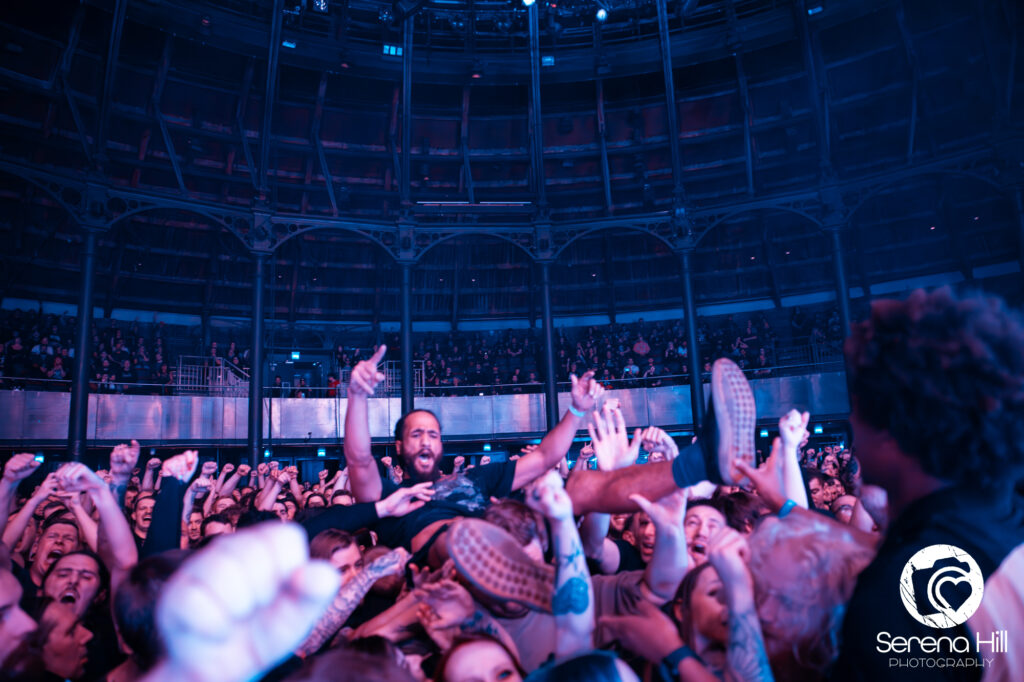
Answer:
[{"xmin": 935, "ymin": 574, "xmax": 973, "ymax": 613}]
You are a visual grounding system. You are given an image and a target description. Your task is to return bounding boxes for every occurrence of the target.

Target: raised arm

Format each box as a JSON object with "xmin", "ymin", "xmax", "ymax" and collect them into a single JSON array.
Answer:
[
  {"xmin": 777, "ymin": 410, "xmax": 810, "ymax": 510},
  {"xmin": 512, "ymin": 371, "xmax": 603, "ymax": 491},
  {"xmin": 2, "ymin": 470, "xmax": 56, "ymax": 551},
  {"xmin": 0, "ymin": 454, "xmax": 42, "ymax": 538},
  {"xmin": 631, "ymin": 489, "xmax": 689, "ymax": 603},
  {"xmin": 344, "ymin": 345, "xmax": 387, "ymax": 503},
  {"xmin": 219, "ymin": 463, "xmax": 248, "ymax": 499},
  {"xmin": 296, "ymin": 547, "xmax": 410, "ymax": 657},
  {"xmin": 56, "ymin": 491, "xmax": 99, "ymax": 552},
  {"xmin": 141, "ymin": 457, "xmax": 161, "ymax": 492},
  {"xmin": 707, "ymin": 527, "xmax": 773, "ymax": 682},
  {"xmin": 526, "ymin": 471, "xmax": 595, "ymax": 660},
  {"xmin": 108, "ymin": 441, "xmax": 141, "ymax": 509},
  {"xmin": 56, "ymin": 463, "xmax": 139, "ymax": 590}
]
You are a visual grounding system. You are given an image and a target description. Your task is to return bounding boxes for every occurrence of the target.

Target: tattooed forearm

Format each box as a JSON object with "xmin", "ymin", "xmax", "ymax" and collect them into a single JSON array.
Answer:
[
  {"xmin": 552, "ymin": 577, "xmax": 590, "ymax": 614},
  {"xmin": 296, "ymin": 570, "xmax": 375, "ymax": 656},
  {"xmin": 725, "ymin": 605, "xmax": 774, "ymax": 682},
  {"xmin": 109, "ymin": 479, "xmax": 128, "ymax": 509}
]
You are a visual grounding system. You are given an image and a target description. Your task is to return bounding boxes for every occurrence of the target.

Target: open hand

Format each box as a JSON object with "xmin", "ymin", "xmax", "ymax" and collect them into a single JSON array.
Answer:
[
  {"xmin": 375, "ymin": 482, "xmax": 434, "ymax": 518},
  {"xmin": 55, "ymin": 462, "xmax": 106, "ymax": 494},
  {"xmin": 639, "ymin": 426, "xmax": 679, "ymax": 461},
  {"xmin": 587, "ymin": 404, "xmax": 641, "ymax": 471},
  {"xmin": 779, "ymin": 410, "xmax": 809, "ymax": 451}
]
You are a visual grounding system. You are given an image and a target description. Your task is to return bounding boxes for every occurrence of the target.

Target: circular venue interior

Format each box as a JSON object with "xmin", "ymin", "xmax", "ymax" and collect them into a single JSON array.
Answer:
[{"xmin": 0, "ymin": 0, "xmax": 1022, "ymax": 461}]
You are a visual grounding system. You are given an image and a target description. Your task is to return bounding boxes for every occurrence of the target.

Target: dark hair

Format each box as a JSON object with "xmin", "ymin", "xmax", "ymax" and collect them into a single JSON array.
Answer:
[
  {"xmin": 200, "ymin": 513, "xmax": 233, "ymax": 537},
  {"xmin": 283, "ymin": 648, "xmax": 415, "ymax": 682},
  {"xmin": 483, "ymin": 499, "xmax": 549, "ymax": 554},
  {"xmin": 525, "ymin": 650, "xmax": 626, "ymax": 682},
  {"xmin": 41, "ymin": 549, "xmax": 109, "ymax": 616},
  {"xmin": 716, "ymin": 490, "xmax": 767, "ymax": 534},
  {"xmin": 40, "ymin": 511, "xmax": 79, "ymax": 535},
  {"xmin": 235, "ymin": 510, "xmax": 280, "ymax": 529},
  {"xmin": 673, "ymin": 561, "xmax": 715, "ymax": 647},
  {"xmin": 113, "ymin": 551, "xmax": 189, "ymax": 671},
  {"xmin": 309, "ymin": 528, "xmax": 355, "ymax": 561},
  {"xmin": 845, "ymin": 288, "xmax": 1024, "ymax": 488},
  {"xmin": 394, "ymin": 409, "xmax": 441, "ymax": 442}
]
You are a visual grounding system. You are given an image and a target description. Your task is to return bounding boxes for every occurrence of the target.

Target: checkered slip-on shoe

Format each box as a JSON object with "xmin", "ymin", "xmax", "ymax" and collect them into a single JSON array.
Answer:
[
  {"xmin": 447, "ymin": 518, "xmax": 555, "ymax": 613},
  {"xmin": 711, "ymin": 358, "xmax": 757, "ymax": 485}
]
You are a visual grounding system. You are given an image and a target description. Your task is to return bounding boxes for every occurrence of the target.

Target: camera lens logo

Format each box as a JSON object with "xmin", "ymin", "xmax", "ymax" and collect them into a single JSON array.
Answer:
[{"xmin": 899, "ymin": 544, "xmax": 984, "ymax": 629}]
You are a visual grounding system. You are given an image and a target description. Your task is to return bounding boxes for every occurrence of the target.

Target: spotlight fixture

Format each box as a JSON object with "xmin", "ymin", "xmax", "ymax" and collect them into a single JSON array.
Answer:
[
  {"xmin": 523, "ymin": 0, "xmax": 535, "ymax": 6},
  {"xmin": 312, "ymin": 0, "xmax": 328, "ymax": 13},
  {"xmin": 596, "ymin": 8, "xmax": 607, "ymax": 22}
]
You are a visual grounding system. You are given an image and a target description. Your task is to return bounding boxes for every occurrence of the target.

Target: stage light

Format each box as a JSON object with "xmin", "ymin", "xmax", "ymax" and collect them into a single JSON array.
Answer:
[
  {"xmin": 523, "ymin": 0, "xmax": 535, "ymax": 6},
  {"xmin": 281, "ymin": 39, "xmax": 297, "ymax": 49},
  {"xmin": 317, "ymin": 447, "xmax": 326, "ymax": 457},
  {"xmin": 760, "ymin": 429, "xmax": 769, "ymax": 438},
  {"xmin": 596, "ymin": 8, "xmax": 607, "ymax": 21},
  {"xmin": 312, "ymin": 0, "xmax": 328, "ymax": 13},
  {"xmin": 291, "ymin": 351, "xmax": 301, "ymax": 360},
  {"xmin": 814, "ymin": 424, "xmax": 824, "ymax": 435}
]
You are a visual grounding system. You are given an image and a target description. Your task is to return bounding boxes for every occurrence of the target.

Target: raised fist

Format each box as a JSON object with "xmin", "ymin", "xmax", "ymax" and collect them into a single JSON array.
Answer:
[
  {"xmin": 110, "ymin": 440, "xmax": 141, "ymax": 479},
  {"xmin": 381, "ymin": 456, "xmax": 393, "ymax": 468},
  {"xmin": 257, "ymin": 463, "xmax": 269, "ymax": 476},
  {"xmin": 201, "ymin": 461, "xmax": 218, "ymax": 478},
  {"xmin": 161, "ymin": 451, "xmax": 199, "ymax": 482},
  {"xmin": 3, "ymin": 453, "xmax": 41, "ymax": 482},
  {"xmin": 147, "ymin": 457, "xmax": 162, "ymax": 470},
  {"xmin": 222, "ymin": 463, "xmax": 235, "ymax": 476},
  {"xmin": 237, "ymin": 464, "xmax": 252, "ymax": 478}
]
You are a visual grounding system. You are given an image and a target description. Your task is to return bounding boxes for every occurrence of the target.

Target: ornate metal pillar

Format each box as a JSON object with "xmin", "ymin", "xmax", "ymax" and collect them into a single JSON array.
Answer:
[
  {"xmin": 247, "ymin": 253, "xmax": 267, "ymax": 468},
  {"xmin": 539, "ymin": 262, "xmax": 559, "ymax": 430},
  {"xmin": 680, "ymin": 249, "xmax": 704, "ymax": 429},
  {"xmin": 400, "ymin": 262, "xmax": 414, "ymax": 414},
  {"xmin": 67, "ymin": 227, "xmax": 99, "ymax": 462}
]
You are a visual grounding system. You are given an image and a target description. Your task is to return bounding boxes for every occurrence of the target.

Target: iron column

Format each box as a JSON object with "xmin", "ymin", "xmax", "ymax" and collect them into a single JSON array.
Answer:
[
  {"xmin": 681, "ymin": 249, "xmax": 704, "ymax": 429},
  {"xmin": 67, "ymin": 227, "xmax": 98, "ymax": 462},
  {"xmin": 540, "ymin": 262, "xmax": 559, "ymax": 430},
  {"xmin": 401, "ymin": 262, "xmax": 414, "ymax": 414},
  {"xmin": 247, "ymin": 253, "xmax": 266, "ymax": 468}
]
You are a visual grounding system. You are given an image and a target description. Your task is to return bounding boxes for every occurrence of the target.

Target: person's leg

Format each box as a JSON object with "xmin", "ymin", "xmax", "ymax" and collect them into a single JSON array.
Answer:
[{"xmin": 567, "ymin": 358, "xmax": 754, "ymax": 515}]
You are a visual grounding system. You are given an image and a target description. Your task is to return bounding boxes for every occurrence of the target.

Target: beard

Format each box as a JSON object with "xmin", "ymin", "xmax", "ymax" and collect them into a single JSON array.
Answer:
[{"xmin": 401, "ymin": 450, "xmax": 443, "ymax": 483}]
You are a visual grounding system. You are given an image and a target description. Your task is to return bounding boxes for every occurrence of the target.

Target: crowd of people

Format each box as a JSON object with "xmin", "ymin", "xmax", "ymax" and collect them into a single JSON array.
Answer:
[{"xmin": 0, "ymin": 287, "xmax": 1020, "ymax": 682}]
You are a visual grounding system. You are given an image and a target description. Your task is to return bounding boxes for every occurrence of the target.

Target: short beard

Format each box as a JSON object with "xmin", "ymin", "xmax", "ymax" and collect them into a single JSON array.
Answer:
[{"xmin": 402, "ymin": 454, "xmax": 442, "ymax": 483}]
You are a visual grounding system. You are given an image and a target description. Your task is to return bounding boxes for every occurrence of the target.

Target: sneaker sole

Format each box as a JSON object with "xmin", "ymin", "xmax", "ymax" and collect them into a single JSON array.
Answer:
[
  {"xmin": 447, "ymin": 518, "xmax": 555, "ymax": 613},
  {"xmin": 711, "ymin": 358, "xmax": 756, "ymax": 484}
]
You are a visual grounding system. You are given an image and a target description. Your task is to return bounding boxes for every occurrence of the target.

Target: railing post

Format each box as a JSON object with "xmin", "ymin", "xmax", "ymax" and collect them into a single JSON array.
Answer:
[{"xmin": 68, "ymin": 226, "xmax": 99, "ymax": 462}]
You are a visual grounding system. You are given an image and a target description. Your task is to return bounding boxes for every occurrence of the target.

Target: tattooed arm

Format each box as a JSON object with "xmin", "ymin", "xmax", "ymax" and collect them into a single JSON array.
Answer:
[
  {"xmin": 295, "ymin": 547, "xmax": 410, "ymax": 657},
  {"xmin": 526, "ymin": 471, "xmax": 595, "ymax": 660},
  {"xmin": 707, "ymin": 527, "xmax": 774, "ymax": 682}
]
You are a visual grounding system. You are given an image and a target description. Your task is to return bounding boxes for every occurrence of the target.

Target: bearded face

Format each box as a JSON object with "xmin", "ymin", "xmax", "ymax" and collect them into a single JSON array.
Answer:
[{"xmin": 397, "ymin": 411, "xmax": 444, "ymax": 483}]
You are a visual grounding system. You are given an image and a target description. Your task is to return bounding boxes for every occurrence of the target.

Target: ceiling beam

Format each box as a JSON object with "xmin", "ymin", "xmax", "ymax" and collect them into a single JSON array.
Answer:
[
  {"xmin": 654, "ymin": 0, "xmax": 686, "ymax": 207},
  {"xmin": 312, "ymin": 72, "xmax": 339, "ymax": 216},
  {"xmin": 596, "ymin": 79, "xmax": 613, "ymax": 214},
  {"xmin": 259, "ymin": 0, "xmax": 285, "ymax": 197},
  {"xmin": 894, "ymin": 0, "xmax": 935, "ymax": 160},
  {"xmin": 401, "ymin": 18, "xmax": 414, "ymax": 207},
  {"xmin": 795, "ymin": 0, "xmax": 833, "ymax": 178},
  {"xmin": 95, "ymin": 0, "xmax": 128, "ymax": 168},
  {"xmin": 234, "ymin": 58, "xmax": 259, "ymax": 190},
  {"xmin": 151, "ymin": 37, "xmax": 186, "ymax": 194}
]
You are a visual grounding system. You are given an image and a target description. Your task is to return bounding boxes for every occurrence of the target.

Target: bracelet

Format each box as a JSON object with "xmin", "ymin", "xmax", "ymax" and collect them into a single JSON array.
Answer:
[
  {"xmin": 778, "ymin": 498, "xmax": 797, "ymax": 518},
  {"xmin": 662, "ymin": 645, "xmax": 697, "ymax": 671},
  {"xmin": 567, "ymin": 404, "xmax": 586, "ymax": 418}
]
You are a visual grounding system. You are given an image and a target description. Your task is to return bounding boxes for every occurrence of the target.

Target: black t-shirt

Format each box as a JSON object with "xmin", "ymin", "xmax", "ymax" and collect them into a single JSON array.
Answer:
[
  {"xmin": 832, "ymin": 486, "xmax": 1024, "ymax": 681},
  {"xmin": 612, "ymin": 537, "xmax": 646, "ymax": 573},
  {"xmin": 375, "ymin": 461, "xmax": 517, "ymax": 548}
]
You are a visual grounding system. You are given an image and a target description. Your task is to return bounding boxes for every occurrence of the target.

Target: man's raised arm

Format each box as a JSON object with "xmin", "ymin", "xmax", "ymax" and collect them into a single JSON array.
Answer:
[
  {"xmin": 511, "ymin": 371, "xmax": 603, "ymax": 491},
  {"xmin": 344, "ymin": 345, "xmax": 387, "ymax": 503}
]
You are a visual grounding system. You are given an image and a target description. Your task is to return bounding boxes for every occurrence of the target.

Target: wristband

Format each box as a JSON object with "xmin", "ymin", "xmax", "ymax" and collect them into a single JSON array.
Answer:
[
  {"xmin": 567, "ymin": 404, "xmax": 586, "ymax": 418},
  {"xmin": 778, "ymin": 498, "xmax": 797, "ymax": 518},
  {"xmin": 662, "ymin": 645, "xmax": 697, "ymax": 671}
]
